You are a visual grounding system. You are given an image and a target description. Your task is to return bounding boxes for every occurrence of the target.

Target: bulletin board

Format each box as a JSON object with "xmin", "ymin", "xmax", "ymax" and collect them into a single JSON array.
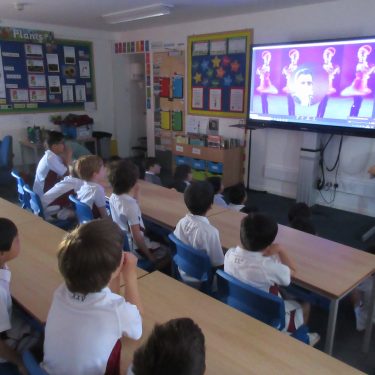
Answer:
[
  {"xmin": 0, "ymin": 27, "xmax": 95, "ymax": 113},
  {"xmin": 188, "ymin": 29, "xmax": 252, "ymax": 118}
]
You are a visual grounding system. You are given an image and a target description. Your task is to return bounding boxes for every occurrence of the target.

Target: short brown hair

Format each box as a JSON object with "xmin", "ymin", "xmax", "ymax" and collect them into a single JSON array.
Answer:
[
  {"xmin": 58, "ymin": 220, "xmax": 123, "ymax": 294},
  {"xmin": 76, "ymin": 155, "xmax": 103, "ymax": 181}
]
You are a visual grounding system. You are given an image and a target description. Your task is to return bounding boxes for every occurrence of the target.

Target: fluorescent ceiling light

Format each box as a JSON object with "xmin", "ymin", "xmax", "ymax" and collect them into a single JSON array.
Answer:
[{"xmin": 102, "ymin": 3, "xmax": 173, "ymax": 24}]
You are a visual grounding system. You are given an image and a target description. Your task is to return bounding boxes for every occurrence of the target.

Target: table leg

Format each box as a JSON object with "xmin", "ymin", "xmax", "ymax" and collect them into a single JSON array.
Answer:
[
  {"xmin": 362, "ymin": 274, "xmax": 375, "ymax": 353},
  {"xmin": 325, "ymin": 298, "xmax": 338, "ymax": 355}
]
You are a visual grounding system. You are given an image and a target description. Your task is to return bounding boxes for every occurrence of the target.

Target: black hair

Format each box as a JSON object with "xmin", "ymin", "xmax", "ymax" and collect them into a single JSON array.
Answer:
[
  {"xmin": 108, "ymin": 159, "xmax": 139, "ymax": 195},
  {"xmin": 228, "ymin": 183, "xmax": 246, "ymax": 205},
  {"xmin": 46, "ymin": 131, "xmax": 64, "ymax": 148},
  {"xmin": 132, "ymin": 318, "xmax": 206, "ymax": 375},
  {"xmin": 174, "ymin": 164, "xmax": 191, "ymax": 182},
  {"xmin": 290, "ymin": 217, "xmax": 316, "ymax": 235},
  {"xmin": 0, "ymin": 218, "xmax": 18, "ymax": 251},
  {"xmin": 240, "ymin": 213, "xmax": 278, "ymax": 251},
  {"xmin": 184, "ymin": 181, "xmax": 214, "ymax": 216},
  {"xmin": 288, "ymin": 202, "xmax": 311, "ymax": 223},
  {"xmin": 145, "ymin": 157, "xmax": 159, "ymax": 170},
  {"xmin": 207, "ymin": 176, "xmax": 222, "ymax": 194}
]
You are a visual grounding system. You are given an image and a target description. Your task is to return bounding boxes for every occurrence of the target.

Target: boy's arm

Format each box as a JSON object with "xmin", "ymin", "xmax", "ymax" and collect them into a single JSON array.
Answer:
[
  {"xmin": 0, "ymin": 338, "xmax": 27, "ymax": 375},
  {"xmin": 130, "ymin": 224, "xmax": 156, "ymax": 263},
  {"xmin": 263, "ymin": 243, "xmax": 297, "ymax": 276},
  {"xmin": 98, "ymin": 206, "xmax": 109, "ymax": 218}
]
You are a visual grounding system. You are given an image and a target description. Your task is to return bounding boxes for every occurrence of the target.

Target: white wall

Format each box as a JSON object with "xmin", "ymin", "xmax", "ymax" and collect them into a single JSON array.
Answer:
[
  {"xmin": 0, "ymin": 19, "xmax": 115, "ymax": 166},
  {"xmin": 114, "ymin": 0, "xmax": 375, "ymax": 215}
]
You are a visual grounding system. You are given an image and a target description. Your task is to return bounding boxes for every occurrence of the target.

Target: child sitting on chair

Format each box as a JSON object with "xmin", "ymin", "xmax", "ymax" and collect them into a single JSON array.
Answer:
[
  {"xmin": 128, "ymin": 318, "xmax": 205, "ymax": 375},
  {"xmin": 174, "ymin": 181, "xmax": 224, "ymax": 281},
  {"xmin": 33, "ymin": 131, "xmax": 72, "ymax": 198},
  {"xmin": 76, "ymin": 155, "xmax": 108, "ymax": 219},
  {"xmin": 108, "ymin": 159, "xmax": 170, "ymax": 269},
  {"xmin": 42, "ymin": 220, "xmax": 143, "ymax": 375},
  {"xmin": 171, "ymin": 164, "xmax": 192, "ymax": 193},
  {"xmin": 227, "ymin": 183, "xmax": 256, "ymax": 213},
  {"xmin": 144, "ymin": 157, "xmax": 162, "ymax": 186},
  {"xmin": 0, "ymin": 218, "xmax": 40, "ymax": 375},
  {"xmin": 224, "ymin": 213, "xmax": 318, "ymax": 344},
  {"xmin": 207, "ymin": 176, "xmax": 227, "ymax": 208}
]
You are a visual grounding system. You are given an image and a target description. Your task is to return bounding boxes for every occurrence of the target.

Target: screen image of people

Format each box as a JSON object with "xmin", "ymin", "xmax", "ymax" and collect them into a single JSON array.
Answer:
[{"xmin": 249, "ymin": 38, "xmax": 375, "ymax": 130}]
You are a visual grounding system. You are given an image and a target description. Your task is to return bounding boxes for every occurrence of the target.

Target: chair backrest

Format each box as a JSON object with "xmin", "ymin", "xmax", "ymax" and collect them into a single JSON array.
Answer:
[
  {"xmin": 216, "ymin": 270, "xmax": 286, "ymax": 331},
  {"xmin": 0, "ymin": 135, "xmax": 12, "ymax": 168},
  {"xmin": 11, "ymin": 170, "xmax": 30, "ymax": 208},
  {"xmin": 23, "ymin": 185, "xmax": 44, "ymax": 218},
  {"xmin": 22, "ymin": 350, "xmax": 49, "ymax": 375},
  {"xmin": 168, "ymin": 233, "xmax": 212, "ymax": 282},
  {"xmin": 69, "ymin": 194, "xmax": 94, "ymax": 224}
]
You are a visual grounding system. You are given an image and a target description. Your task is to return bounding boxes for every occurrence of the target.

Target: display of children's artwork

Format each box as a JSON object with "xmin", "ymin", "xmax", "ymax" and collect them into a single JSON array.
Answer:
[{"xmin": 188, "ymin": 29, "xmax": 252, "ymax": 118}]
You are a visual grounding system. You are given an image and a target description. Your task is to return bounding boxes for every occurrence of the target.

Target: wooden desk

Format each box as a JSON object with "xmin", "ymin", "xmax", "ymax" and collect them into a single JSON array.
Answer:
[
  {"xmin": 120, "ymin": 272, "xmax": 360, "ymax": 374},
  {"xmin": 0, "ymin": 198, "xmax": 42, "ymax": 226},
  {"xmin": 209, "ymin": 209, "xmax": 375, "ymax": 354}
]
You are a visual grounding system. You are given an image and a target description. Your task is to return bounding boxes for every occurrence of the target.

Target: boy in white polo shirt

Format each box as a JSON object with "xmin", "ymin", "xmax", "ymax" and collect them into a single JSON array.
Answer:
[
  {"xmin": 76, "ymin": 155, "xmax": 108, "ymax": 218},
  {"xmin": 144, "ymin": 157, "xmax": 162, "ymax": 186},
  {"xmin": 43, "ymin": 219, "xmax": 143, "ymax": 375},
  {"xmin": 174, "ymin": 181, "xmax": 224, "ymax": 280},
  {"xmin": 224, "ymin": 213, "xmax": 318, "ymax": 344},
  {"xmin": 33, "ymin": 131, "xmax": 72, "ymax": 197}
]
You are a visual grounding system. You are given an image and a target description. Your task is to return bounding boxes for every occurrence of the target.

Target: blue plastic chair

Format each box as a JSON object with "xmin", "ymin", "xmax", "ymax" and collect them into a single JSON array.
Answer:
[
  {"xmin": 23, "ymin": 185, "xmax": 73, "ymax": 230},
  {"xmin": 0, "ymin": 135, "xmax": 13, "ymax": 185},
  {"xmin": 168, "ymin": 233, "xmax": 213, "ymax": 294},
  {"xmin": 216, "ymin": 270, "xmax": 309, "ymax": 344},
  {"xmin": 22, "ymin": 350, "xmax": 48, "ymax": 375},
  {"xmin": 11, "ymin": 170, "xmax": 30, "ymax": 209},
  {"xmin": 69, "ymin": 194, "xmax": 94, "ymax": 224}
]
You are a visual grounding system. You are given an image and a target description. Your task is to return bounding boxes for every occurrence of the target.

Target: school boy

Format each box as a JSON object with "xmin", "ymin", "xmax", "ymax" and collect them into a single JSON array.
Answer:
[
  {"xmin": 33, "ymin": 131, "xmax": 72, "ymax": 197},
  {"xmin": 108, "ymin": 159, "xmax": 169, "ymax": 268},
  {"xmin": 42, "ymin": 220, "xmax": 143, "ymax": 375},
  {"xmin": 129, "ymin": 318, "xmax": 205, "ymax": 375},
  {"xmin": 174, "ymin": 181, "xmax": 224, "ymax": 280},
  {"xmin": 76, "ymin": 155, "xmax": 108, "ymax": 218},
  {"xmin": 171, "ymin": 164, "xmax": 192, "ymax": 193},
  {"xmin": 207, "ymin": 176, "xmax": 227, "ymax": 208},
  {"xmin": 144, "ymin": 157, "xmax": 162, "ymax": 186},
  {"xmin": 224, "ymin": 213, "xmax": 318, "ymax": 344},
  {"xmin": 227, "ymin": 183, "xmax": 247, "ymax": 212},
  {"xmin": 0, "ymin": 218, "xmax": 37, "ymax": 375}
]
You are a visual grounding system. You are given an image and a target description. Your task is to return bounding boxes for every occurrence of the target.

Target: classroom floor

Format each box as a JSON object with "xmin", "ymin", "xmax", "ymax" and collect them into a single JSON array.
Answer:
[{"xmin": 0, "ymin": 181, "xmax": 374, "ymax": 373}]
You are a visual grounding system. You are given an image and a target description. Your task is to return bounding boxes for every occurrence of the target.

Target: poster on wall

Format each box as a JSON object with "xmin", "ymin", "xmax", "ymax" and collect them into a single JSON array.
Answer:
[{"xmin": 188, "ymin": 29, "xmax": 252, "ymax": 118}]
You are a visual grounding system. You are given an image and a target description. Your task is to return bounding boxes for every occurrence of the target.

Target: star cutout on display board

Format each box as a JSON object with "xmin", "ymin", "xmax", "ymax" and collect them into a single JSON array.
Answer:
[
  {"xmin": 235, "ymin": 73, "xmax": 244, "ymax": 83},
  {"xmin": 216, "ymin": 66, "xmax": 225, "ymax": 78},
  {"xmin": 212, "ymin": 56, "xmax": 221, "ymax": 68},
  {"xmin": 201, "ymin": 59, "xmax": 210, "ymax": 71},
  {"xmin": 231, "ymin": 60, "xmax": 240, "ymax": 73},
  {"xmin": 223, "ymin": 75, "xmax": 232, "ymax": 86},
  {"xmin": 206, "ymin": 68, "xmax": 214, "ymax": 78},
  {"xmin": 193, "ymin": 72, "xmax": 202, "ymax": 84},
  {"xmin": 222, "ymin": 55, "xmax": 231, "ymax": 66},
  {"xmin": 211, "ymin": 79, "xmax": 220, "ymax": 86}
]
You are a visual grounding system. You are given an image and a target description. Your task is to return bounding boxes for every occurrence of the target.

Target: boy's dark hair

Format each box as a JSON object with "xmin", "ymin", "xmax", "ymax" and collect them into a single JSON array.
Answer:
[
  {"xmin": 365, "ymin": 244, "xmax": 375, "ymax": 255},
  {"xmin": 145, "ymin": 157, "xmax": 159, "ymax": 171},
  {"xmin": 58, "ymin": 220, "xmax": 123, "ymax": 294},
  {"xmin": 174, "ymin": 164, "xmax": 191, "ymax": 182},
  {"xmin": 288, "ymin": 202, "xmax": 311, "ymax": 223},
  {"xmin": 108, "ymin": 159, "xmax": 139, "ymax": 195},
  {"xmin": 240, "ymin": 213, "xmax": 278, "ymax": 251},
  {"xmin": 76, "ymin": 155, "xmax": 103, "ymax": 181},
  {"xmin": 228, "ymin": 183, "xmax": 246, "ymax": 205},
  {"xmin": 132, "ymin": 318, "xmax": 206, "ymax": 375},
  {"xmin": 184, "ymin": 181, "xmax": 214, "ymax": 215},
  {"xmin": 207, "ymin": 176, "xmax": 222, "ymax": 194},
  {"xmin": 46, "ymin": 131, "xmax": 64, "ymax": 148},
  {"xmin": 290, "ymin": 217, "xmax": 316, "ymax": 235},
  {"xmin": 0, "ymin": 218, "xmax": 18, "ymax": 252}
]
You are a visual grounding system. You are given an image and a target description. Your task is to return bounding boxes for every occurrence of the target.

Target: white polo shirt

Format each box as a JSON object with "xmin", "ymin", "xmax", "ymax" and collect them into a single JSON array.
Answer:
[
  {"xmin": 214, "ymin": 194, "xmax": 228, "ymax": 208},
  {"xmin": 224, "ymin": 246, "xmax": 291, "ymax": 292},
  {"xmin": 43, "ymin": 284, "xmax": 142, "ymax": 375},
  {"xmin": 228, "ymin": 203, "xmax": 245, "ymax": 212},
  {"xmin": 42, "ymin": 176, "xmax": 84, "ymax": 208},
  {"xmin": 173, "ymin": 214, "xmax": 224, "ymax": 267},
  {"xmin": 33, "ymin": 150, "xmax": 67, "ymax": 197},
  {"xmin": 0, "ymin": 267, "xmax": 12, "ymax": 363},
  {"xmin": 77, "ymin": 181, "xmax": 106, "ymax": 209}
]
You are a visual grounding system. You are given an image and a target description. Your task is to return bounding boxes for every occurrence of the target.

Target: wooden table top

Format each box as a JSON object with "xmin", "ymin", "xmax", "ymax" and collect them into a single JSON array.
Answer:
[
  {"xmin": 120, "ymin": 272, "xmax": 361, "ymax": 374},
  {"xmin": 0, "ymin": 198, "xmax": 42, "ymax": 226},
  {"xmin": 105, "ymin": 179, "xmax": 227, "ymax": 229},
  {"xmin": 209, "ymin": 209, "xmax": 375, "ymax": 299}
]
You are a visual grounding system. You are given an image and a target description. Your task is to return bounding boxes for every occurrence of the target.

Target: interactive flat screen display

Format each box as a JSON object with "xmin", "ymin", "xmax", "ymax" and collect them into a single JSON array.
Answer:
[{"xmin": 248, "ymin": 37, "xmax": 375, "ymax": 136}]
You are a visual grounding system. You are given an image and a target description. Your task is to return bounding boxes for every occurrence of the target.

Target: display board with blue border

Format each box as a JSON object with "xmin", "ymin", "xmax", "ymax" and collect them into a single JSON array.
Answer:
[
  {"xmin": 0, "ymin": 27, "xmax": 95, "ymax": 113},
  {"xmin": 188, "ymin": 29, "xmax": 252, "ymax": 118}
]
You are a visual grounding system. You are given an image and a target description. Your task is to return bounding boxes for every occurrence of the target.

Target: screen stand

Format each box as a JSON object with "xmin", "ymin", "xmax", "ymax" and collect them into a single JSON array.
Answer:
[{"xmin": 296, "ymin": 132, "xmax": 321, "ymax": 206}]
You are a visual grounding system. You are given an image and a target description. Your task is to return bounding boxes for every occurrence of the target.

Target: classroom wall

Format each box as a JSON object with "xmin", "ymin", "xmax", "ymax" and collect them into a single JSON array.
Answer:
[
  {"xmin": 114, "ymin": 0, "xmax": 375, "ymax": 215},
  {"xmin": 0, "ymin": 19, "xmax": 115, "ymax": 166}
]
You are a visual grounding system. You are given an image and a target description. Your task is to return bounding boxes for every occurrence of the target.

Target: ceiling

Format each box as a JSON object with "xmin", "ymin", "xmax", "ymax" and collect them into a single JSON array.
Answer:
[{"xmin": 0, "ymin": 0, "xmax": 336, "ymax": 32}]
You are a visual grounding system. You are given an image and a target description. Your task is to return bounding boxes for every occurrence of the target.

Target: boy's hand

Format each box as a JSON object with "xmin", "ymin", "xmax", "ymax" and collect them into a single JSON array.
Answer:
[
  {"xmin": 263, "ymin": 243, "xmax": 283, "ymax": 257},
  {"xmin": 122, "ymin": 252, "xmax": 138, "ymax": 275},
  {"xmin": 62, "ymin": 146, "xmax": 73, "ymax": 164}
]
